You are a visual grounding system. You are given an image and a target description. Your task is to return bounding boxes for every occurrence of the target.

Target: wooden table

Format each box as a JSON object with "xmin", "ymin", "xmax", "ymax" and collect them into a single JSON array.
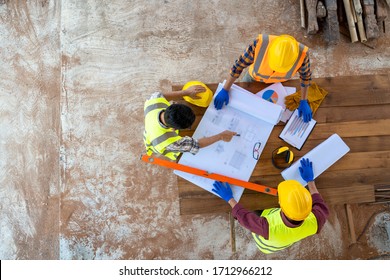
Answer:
[{"xmin": 172, "ymin": 74, "xmax": 390, "ymax": 216}]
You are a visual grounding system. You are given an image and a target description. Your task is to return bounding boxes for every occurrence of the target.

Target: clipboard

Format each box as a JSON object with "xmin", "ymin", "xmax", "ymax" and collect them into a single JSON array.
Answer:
[{"xmin": 279, "ymin": 109, "xmax": 317, "ymax": 150}]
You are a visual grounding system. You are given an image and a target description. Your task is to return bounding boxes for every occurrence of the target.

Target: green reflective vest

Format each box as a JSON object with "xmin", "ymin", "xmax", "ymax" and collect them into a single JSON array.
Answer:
[
  {"xmin": 252, "ymin": 208, "xmax": 318, "ymax": 254},
  {"xmin": 143, "ymin": 97, "xmax": 182, "ymax": 160}
]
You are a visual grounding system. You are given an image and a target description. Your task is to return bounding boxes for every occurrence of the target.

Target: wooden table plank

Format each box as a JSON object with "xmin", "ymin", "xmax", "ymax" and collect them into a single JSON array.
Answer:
[
  {"xmin": 179, "ymin": 185, "xmax": 375, "ymax": 215},
  {"xmin": 314, "ymin": 75, "xmax": 390, "ymax": 107},
  {"xmin": 250, "ymin": 151, "xmax": 390, "ymax": 176},
  {"xmin": 311, "ymin": 119, "xmax": 390, "ymax": 138},
  {"xmin": 313, "ymin": 104, "xmax": 390, "ymax": 123}
]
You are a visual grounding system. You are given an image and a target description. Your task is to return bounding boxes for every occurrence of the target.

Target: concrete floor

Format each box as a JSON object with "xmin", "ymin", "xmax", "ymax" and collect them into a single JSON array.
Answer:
[{"xmin": 0, "ymin": 0, "xmax": 389, "ymax": 260}]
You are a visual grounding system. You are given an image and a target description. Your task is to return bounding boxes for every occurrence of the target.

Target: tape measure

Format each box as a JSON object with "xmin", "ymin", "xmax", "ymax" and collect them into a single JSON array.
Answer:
[{"xmin": 141, "ymin": 154, "xmax": 278, "ymax": 196}]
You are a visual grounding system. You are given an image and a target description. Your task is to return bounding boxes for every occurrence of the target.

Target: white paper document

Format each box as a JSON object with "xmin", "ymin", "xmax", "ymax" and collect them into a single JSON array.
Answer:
[
  {"xmin": 280, "ymin": 109, "xmax": 294, "ymax": 123},
  {"xmin": 279, "ymin": 109, "xmax": 317, "ymax": 150},
  {"xmin": 279, "ymin": 85, "xmax": 296, "ymax": 122},
  {"xmin": 174, "ymin": 82, "xmax": 283, "ymax": 201},
  {"xmin": 284, "ymin": 86, "xmax": 297, "ymax": 95},
  {"xmin": 255, "ymin": 82, "xmax": 288, "ymax": 109},
  {"xmin": 256, "ymin": 83, "xmax": 297, "ymax": 123},
  {"xmin": 281, "ymin": 134, "xmax": 350, "ymax": 186}
]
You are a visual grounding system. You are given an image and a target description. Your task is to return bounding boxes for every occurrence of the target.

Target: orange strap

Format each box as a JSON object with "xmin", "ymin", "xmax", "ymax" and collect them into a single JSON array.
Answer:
[{"xmin": 140, "ymin": 154, "xmax": 278, "ymax": 196}]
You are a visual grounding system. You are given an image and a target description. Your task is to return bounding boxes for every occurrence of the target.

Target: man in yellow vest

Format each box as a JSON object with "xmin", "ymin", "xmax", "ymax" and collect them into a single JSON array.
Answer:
[
  {"xmin": 214, "ymin": 34, "xmax": 313, "ymax": 122},
  {"xmin": 212, "ymin": 158, "xmax": 329, "ymax": 254},
  {"xmin": 144, "ymin": 85, "xmax": 237, "ymax": 160}
]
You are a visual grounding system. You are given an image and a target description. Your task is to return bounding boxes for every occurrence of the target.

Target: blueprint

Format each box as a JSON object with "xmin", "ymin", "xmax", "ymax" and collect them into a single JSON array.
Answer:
[{"xmin": 174, "ymin": 82, "xmax": 283, "ymax": 201}]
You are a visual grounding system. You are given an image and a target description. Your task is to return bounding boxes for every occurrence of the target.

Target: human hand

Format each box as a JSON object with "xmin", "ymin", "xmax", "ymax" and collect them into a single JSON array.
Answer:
[
  {"xmin": 212, "ymin": 181, "xmax": 234, "ymax": 202},
  {"xmin": 185, "ymin": 85, "xmax": 205, "ymax": 99},
  {"xmin": 299, "ymin": 158, "xmax": 314, "ymax": 183},
  {"xmin": 218, "ymin": 130, "xmax": 237, "ymax": 142},
  {"xmin": 213, "ymin": 88, "xmax": 229, "ymax": 110},
  {"xmin": 298, "ymin": 100, "xmax": 312, "ymax": 122}
]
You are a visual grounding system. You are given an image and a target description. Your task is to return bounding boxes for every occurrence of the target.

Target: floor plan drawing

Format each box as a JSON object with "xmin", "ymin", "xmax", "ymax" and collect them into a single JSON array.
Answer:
[{"xmin": 175, "ymin": 82, "xmax": 283, "ymax": 201}]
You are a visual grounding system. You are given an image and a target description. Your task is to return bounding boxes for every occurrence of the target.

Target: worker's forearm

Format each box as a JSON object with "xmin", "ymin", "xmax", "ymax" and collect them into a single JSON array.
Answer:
[
  {"xmin": 228, "ymin": 198, "xmax": 238, "ymax": 208},
  {"xmin": 300, "ymin": 85, "xmax": 308, "ymax": 100},
  {"xmin": 223, "ymin": 75, "xmax": 237, "ymax": 91},
  {"xmin": 162, "ymin": 90, "xmax": 188, "ymax": 100},
  {"xmin": 198, "ymin": 134, "xmax": 221, "ymax": 148},
  {"xmin": 307, "ymin": 181, "xmax": 319, "ymax": 195}
]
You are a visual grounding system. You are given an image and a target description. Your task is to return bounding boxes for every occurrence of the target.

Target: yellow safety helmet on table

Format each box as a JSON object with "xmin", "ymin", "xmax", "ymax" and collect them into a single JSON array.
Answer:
[
  {"xmin": 268, "ymin": 35, "xmax": 299, "ymax": 73},
  {"xmin": 278, "ymin": 180, "xmax": 312, "ymax": 221},
  {"xmin": 182, "ymin": 80, "xmax": 213, "ymax": 107}
]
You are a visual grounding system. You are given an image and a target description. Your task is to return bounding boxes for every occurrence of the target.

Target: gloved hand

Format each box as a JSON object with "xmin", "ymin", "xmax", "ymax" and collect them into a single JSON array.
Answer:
[
  {"xmin": 213, "ymin": 88, "xmax": 229, "ymax": 110},
  {"xmin": 298, "ymin": 99, "xmax": 312, "ymax": 123},
  {"xmin": 212, "ymin": 181, "xmax": 233, "ymax": 202},
  {"xmin": 299, "ymin": 158, "xmax": 314, "ymax": 183}
]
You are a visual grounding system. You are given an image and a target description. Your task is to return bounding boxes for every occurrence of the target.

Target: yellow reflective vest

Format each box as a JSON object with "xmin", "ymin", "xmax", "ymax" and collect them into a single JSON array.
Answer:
[
  {"xmin": 252, "ymin": 208, "xmax": 318, "ymax": 254},
  {"xmin": 143, "ymin": 97, "xmax": 182, "ymax": 160},
  {"xmin": 248, "ymin": 34, "xmax": 309, "ymax": 83}
]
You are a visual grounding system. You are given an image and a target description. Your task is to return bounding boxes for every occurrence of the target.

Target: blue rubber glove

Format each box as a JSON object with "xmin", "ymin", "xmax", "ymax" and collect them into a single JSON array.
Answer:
[
  {"xmin": 299, "ymin": 158, "xmax": 314, "ymax": 183},
  {"xmin": 213, "ymin": 88, "xmax": 229, "ymax": 110},
  {"xmin": 212, "ymin": 181, "xmax": 233, "ymax": 202},
  {"xmin": 298, "ymin": 100, "xmax": 312, "ymax": 123}
]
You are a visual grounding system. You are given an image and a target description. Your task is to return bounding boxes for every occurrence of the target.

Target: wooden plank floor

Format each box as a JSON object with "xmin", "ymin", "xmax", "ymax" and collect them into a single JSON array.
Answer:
[{"xmin": 173, "ymin": 73, "xmax": 390, "ymax": 215}]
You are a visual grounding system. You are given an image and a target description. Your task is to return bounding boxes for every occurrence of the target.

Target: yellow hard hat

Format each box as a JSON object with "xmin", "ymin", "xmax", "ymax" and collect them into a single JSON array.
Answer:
[
  {"xmin": 278, "ymin": 180, "xmax": 312, "ymax": 221},
  {"xmin": 268, "ymin": 35, "xmax": 299, "ymax": 73},
  {"xmin": 182, "ymin": 81, "xmax": 213, "ymax": 107}
]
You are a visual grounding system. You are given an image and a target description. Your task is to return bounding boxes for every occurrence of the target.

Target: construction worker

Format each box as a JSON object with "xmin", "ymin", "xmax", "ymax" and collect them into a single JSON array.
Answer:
[
  {"xmin": 144, "ymin": 85, "xmax": 237, "ymax": 160},
  {"xmin": 212, "ymin": 158, "xmax": 329, "ymax": 254},
  {"xmin": 214, "ymin": 34, "xmax": 313, "ymax": 122}
]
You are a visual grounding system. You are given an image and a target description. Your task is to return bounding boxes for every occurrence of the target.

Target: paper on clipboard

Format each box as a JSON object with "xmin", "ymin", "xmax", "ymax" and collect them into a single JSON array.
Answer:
[{"xmin": 279, "ymin": 109, "xmax": 317, "ymax": 150}]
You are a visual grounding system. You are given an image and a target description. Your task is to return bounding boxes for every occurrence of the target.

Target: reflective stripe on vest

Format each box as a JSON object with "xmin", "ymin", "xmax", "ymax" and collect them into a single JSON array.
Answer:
[
  {"xmin": 144, "ymin": 98, "xmax": 182, "ymax": 160},
  {"xmin": 252, "ymin": 208, "xmax": 318, "ymax": 254},
  {"xmin": 144, "ymin": 102, "xmax": 168, "ymax": 116},
  {"xmin": 249, "ymin": 34, "xmax": 309, "ymax": 84}
]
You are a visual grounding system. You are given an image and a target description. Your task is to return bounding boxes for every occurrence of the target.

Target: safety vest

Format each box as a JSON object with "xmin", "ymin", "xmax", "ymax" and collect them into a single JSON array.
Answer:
[
  {"xmin": 143, "ymin": 97, "xmax": 182, "ymax": 160},
  {"xmin": 252, "ymin": 208, "xmax": 318, "ymax": 254},
  {"xmin": 248, "ymin": 34, "xmax": 309, "ymax": 83}
]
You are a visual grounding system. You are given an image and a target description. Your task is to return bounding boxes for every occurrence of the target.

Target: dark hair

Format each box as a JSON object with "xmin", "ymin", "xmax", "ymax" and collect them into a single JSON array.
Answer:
[{"xmin": 164, "ymin": 104, "xmax": 195, "ymax": 129}]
